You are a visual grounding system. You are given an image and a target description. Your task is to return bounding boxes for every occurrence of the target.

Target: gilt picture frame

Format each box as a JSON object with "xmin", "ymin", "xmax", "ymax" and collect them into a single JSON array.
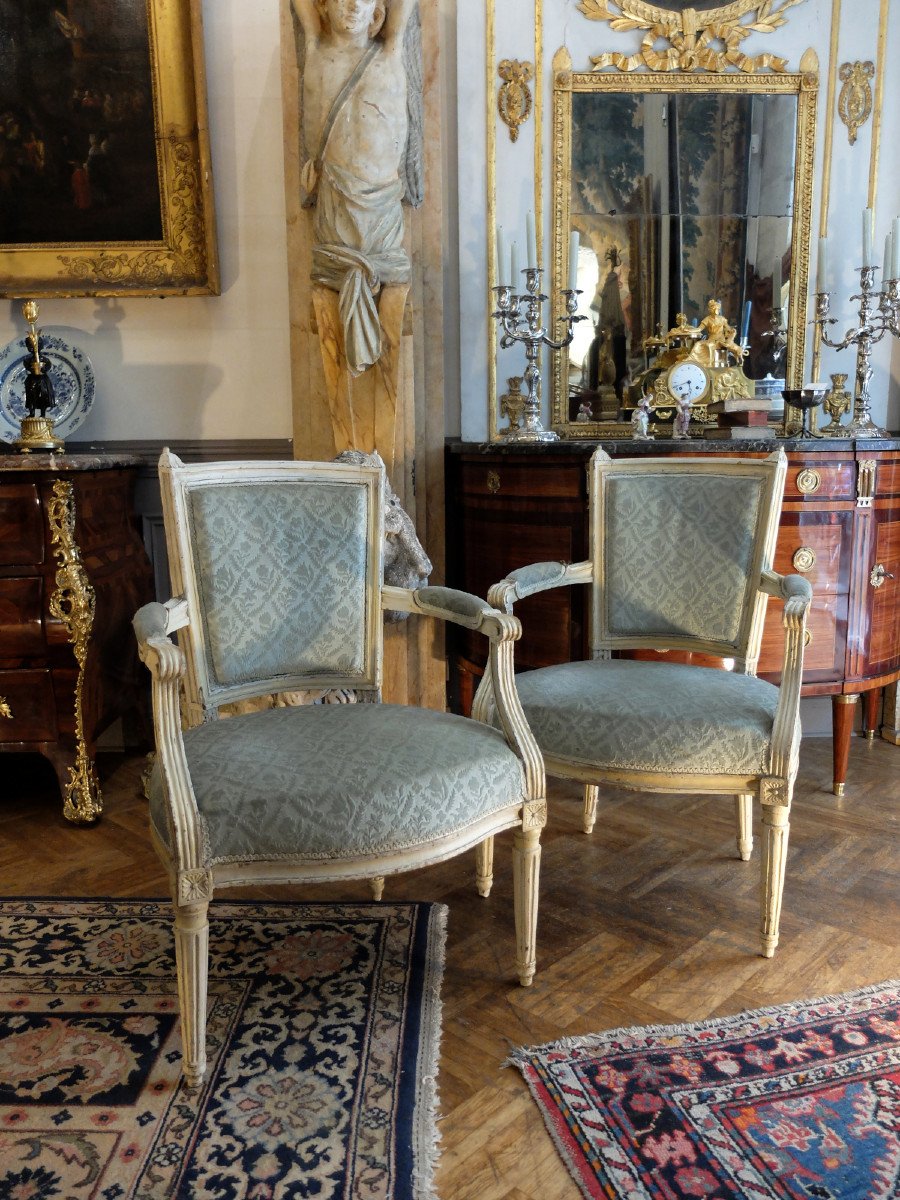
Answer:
[{"xmin": 0, "ymin": 0, "xmax": 219, "ymax": 298}]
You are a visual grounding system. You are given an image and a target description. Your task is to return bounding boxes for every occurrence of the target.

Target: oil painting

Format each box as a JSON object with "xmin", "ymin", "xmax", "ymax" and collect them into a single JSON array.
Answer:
[{"xmin": 0, "ymin": 0, "xmax": 219, "ymax": 297}]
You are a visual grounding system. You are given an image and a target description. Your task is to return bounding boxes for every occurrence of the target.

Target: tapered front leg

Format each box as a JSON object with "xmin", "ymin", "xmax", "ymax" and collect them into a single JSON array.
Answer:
[
  {"xmin": 512, "ymin": 826, "xmax": 541, "ymax": 986},
  {"xmin": 760, "ymin": 801, "xmax": 790, "ymax": 957},
  {"xmin": 583, "ymin": 784, "xmax": 599, "ymax": 834},
  {"xmin": 475, "ymin": 836, "xmax": 494, "ymax": 897},
  {"xmin": 735, "ymin": 793, "xmax": 753, "ymax": 861},
  {"xmin": 174, "ymin": 900, "xmax": 210, "ymax": 1088}
]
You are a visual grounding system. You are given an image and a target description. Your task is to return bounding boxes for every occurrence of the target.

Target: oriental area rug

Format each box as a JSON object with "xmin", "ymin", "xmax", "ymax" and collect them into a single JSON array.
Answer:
[
  {"xmin": 509, "ymin": 980, "xmax": 900, "ymax": 1200},
  {"xmin": 0, "ymin": 897, "xmax": 446, "ymax": 1200}
]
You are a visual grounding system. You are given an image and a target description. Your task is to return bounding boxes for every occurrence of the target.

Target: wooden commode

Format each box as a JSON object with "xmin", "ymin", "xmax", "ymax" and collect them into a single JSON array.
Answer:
[{"xmin": 0, "ymin": 453, "xmax": 153, "ymax": 822}]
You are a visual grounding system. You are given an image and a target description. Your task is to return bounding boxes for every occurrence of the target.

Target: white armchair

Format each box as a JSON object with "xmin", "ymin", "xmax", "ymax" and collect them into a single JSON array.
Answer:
[
  {"xmin": 478, "ymin": 448, "xmax": 810, "ymax": 959},
  {"xmin": 134, "ymin": 450, "xmax": 546, "ymax": 1087}
]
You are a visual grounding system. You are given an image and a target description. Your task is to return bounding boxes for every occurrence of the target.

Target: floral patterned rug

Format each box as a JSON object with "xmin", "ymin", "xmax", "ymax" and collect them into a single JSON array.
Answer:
[
  {"xmin": 508, "ymin": 980, "xmax": 900, "ymax": 1199},
  {"xmin": 0, "ymin": 897, "xmax": 446, "ymax": 1199}
]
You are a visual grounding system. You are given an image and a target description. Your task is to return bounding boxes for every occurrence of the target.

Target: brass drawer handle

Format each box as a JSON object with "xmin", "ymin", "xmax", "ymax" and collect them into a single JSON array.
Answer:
[
  {"xmin": 792, "ymin": 546, "xmax": 817, "ymax": 573},
  {"xmin": 795, "ymin": 468, "xmax": 821, "ymax": 494},
  {"xmin": 0, "ymin": 696, "xmax": 11, "ymax": 719},
  {"xmin": 870, "ymin": 563, "xmax": 895, "ymax": 589},
  {"xmin": 804, "ymin": 629, "xmax": 813, "ymax": 647},
  {"xmin": 487, "ymin": 470, "xmax": 501, "ymax": 494}
]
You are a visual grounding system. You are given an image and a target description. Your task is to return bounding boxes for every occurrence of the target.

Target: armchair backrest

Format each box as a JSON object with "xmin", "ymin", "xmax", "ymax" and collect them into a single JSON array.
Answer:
[
  {"xmin": 158, "ymin": 450, "xmax": 384, "ymax": 714},
  {"xmin": 588, "ymin": 449, "xmax": 786, "ymax": 666}
]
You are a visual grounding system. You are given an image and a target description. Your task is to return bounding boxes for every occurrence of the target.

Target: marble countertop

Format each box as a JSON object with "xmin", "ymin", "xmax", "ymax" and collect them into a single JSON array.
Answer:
[
  {"xmin": 447, "ymin": 434, "xmax": 900, "ymax": 455},
  {"xmin": 0, "ymin": 451, "xmax": 143, "ymax": 472}
]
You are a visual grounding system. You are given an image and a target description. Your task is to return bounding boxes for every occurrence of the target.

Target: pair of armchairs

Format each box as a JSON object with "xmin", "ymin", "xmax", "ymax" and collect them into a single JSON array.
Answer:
[{"xmin": 135, "ymin": 447, "xmax": 810, "ymax": 1086}]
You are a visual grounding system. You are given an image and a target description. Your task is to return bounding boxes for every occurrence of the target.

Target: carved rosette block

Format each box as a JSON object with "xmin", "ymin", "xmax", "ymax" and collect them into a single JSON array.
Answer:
[{"xmin": 47, "ymin": 480, "xmax": 102, "ymax": 823}]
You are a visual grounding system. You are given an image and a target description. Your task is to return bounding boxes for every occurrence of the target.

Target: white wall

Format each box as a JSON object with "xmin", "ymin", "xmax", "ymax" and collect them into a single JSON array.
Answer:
[
  {"xmin": 0, "ymin": 0, "xmax": 293, "ymax": 443},
  {"xmin": 457, "ymin": 0, "xmax": 900, "ymax": 441}
]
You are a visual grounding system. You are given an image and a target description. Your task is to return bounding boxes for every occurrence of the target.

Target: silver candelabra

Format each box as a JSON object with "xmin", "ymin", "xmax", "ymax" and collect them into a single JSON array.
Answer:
[
  {"xmin": 493, "ymin": 267, "xmax": 585, "ymax": 442},
  {"xmin": 814, "ymin": 266, "xmax": 899, "ymax": 438}
]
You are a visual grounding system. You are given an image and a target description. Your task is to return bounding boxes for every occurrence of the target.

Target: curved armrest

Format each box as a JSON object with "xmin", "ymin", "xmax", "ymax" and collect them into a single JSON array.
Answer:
[
  {"xmin": 380, "ymin": 584, "xmax": 544, "ymax": 805},
  {"xmin": 132, "ymin": 600, "xmax": 205, "ymax": 871},
  {"xmin": 488, "ymin": 560, "xmax": 592, "ymax": 612},
  {"xmin": 381, "ymin": 584, "xmax": 521, "ymax": 642},
  {"xmin": 759, "ymin": 571, "xmax": 813, "ymax": 783}
]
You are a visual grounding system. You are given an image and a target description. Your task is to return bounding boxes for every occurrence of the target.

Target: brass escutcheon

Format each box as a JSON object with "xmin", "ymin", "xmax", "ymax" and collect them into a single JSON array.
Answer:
[
  {"xmin": 870, "ymin": 563, "xmax": 894, "ymax": 589},
  {"xmin": 0, "ymin": 696, "xmax": 11, "ymax": 719},
  {"xmin": 792, "ymin": 546, "xmax": 817, "ymax": 573},
  {"xmin": 487, "ymin": 470, "xmax": 501, "ymax": 494},
  {"xmin": 795, "ymin": 468, "xmax": 821, "ymax": 494}
]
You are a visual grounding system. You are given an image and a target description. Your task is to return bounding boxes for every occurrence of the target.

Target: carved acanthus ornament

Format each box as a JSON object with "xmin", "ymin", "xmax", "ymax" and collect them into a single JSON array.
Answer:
[
  {"xmin": 47, "ymin": 481, "xmax": 102, "ymax": 823},
  {"xmin": 578, "ymin": 0, "xmax": 807, "ymax": 73},
  {"xmin": 838, "ymin": 61, "xmax": 874, "ymax": 145},
  {"xmin": 0, "ymin": 697, "xmax": 11, "ymax": 719},
  {"xmin": 498, "ymin": 60, "xmax": 534, "ymax": 142}
]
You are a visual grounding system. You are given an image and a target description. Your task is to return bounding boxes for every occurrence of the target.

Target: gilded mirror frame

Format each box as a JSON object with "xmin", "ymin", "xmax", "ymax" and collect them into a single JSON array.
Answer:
[{"xmin": 550, "ymin": 57, "xmax": 818, "ymax": 438}]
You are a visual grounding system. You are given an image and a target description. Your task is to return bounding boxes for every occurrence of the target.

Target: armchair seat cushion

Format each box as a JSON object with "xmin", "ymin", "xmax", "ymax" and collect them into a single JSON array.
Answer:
[
  {"xmin": 506, "ymin": 659, "xmax": 781, "ymax": 776},
  {"xmin": 150, "ymin": 704, "xmax": 524, "ymax": 865}
]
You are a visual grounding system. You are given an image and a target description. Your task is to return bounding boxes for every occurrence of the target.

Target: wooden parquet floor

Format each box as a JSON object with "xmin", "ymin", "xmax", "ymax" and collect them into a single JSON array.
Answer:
[{"xmin": 2, "ymin": 735, "xmax": 898, "ymax": 1199}]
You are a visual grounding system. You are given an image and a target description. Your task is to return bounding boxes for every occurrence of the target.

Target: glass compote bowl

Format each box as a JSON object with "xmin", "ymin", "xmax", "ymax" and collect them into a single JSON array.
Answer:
[{"xmin": 782, "ymin": 383, "xmax": 828, "ymax": 438}]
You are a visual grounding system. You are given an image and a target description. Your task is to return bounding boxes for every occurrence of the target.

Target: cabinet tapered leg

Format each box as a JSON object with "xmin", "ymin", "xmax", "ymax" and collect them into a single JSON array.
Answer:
[
  {"xmin": 862, "ymin": 688, "xmax": 882, "ymax": 740},
  {"xmin": 831, "ymin": 694, "xmax": 859, "ymax": 796}
]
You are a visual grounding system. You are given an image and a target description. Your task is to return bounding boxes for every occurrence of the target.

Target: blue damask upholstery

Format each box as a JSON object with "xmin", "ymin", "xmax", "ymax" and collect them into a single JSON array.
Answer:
[
  {"xmin": 150, "ymin": 704, "xmax": 525, "ymax": 863},
  {"xmin": 509, "ymin": 660, "xmax": 779, "ymax": 775},
  {"xmin": 603, "ymin": 473, "xmax": 763, "ymax": 647},
  {"xmin": 188, "ymin": 481, "xmax": 370, "ymax": 688}
]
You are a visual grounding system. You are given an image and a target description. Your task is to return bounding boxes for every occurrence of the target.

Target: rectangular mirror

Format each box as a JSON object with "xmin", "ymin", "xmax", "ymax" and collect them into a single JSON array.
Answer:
[{"xmin": 551, "ymin": 65, "xmax": 817, "ymax": 436}]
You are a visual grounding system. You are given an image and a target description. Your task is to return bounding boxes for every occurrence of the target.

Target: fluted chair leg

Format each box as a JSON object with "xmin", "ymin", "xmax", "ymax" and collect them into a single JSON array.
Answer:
[
  {"xmin": 735, "ymin": 793, "xmax": 753, "ymax": 861},
  {"xmin": 370, "ymin": 876, "xmax": 385, "ymax": 901},
  {"xmin": 513, "ymin": 827, "xmax": 541, "ymax": 986},
  {"xmin": 174, "ymin": 900, "xmax": 210, "ymax": 1088},
  {"xmin": 475, "ymin": 836, "xmax": 494, "ymax": 897},
  {"xmin": 760, "ymin": 799, "xmax": 791, "ymax": 958},
  {"xmin": 583, "ymin": 784, "xmax": 599, "ymax": 834}
]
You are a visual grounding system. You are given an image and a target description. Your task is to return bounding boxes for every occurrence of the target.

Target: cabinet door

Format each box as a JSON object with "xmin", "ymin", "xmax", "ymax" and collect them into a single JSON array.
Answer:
[{"xmin": 851, "ymin": 502, "xmax": 900, "ymax": 681}]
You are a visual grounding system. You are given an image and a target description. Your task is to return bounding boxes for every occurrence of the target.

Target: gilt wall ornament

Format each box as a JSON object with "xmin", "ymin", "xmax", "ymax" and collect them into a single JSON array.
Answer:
[
  {"xmin": 578, "ymin": 0, "xmax": 808, "ymax": 73},
  {"xmin": 498, "ymin": 60, "xmax": 534, "ymax": 142},
  {"xmin": 838, "ymin": 61, "xmax": 874, "ymax": 145}
]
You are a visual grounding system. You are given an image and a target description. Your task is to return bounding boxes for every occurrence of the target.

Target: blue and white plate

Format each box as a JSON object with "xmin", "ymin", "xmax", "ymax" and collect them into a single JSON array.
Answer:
[{"xmin": 0, "ymin": 333, "xmax": 95, "ymax": 443}]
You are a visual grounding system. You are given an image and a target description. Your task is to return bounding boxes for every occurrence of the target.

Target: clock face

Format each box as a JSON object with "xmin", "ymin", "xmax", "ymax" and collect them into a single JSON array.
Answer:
[{"xmin": 667, "ymin": 361, "xmax": 709, "ymax": 403}]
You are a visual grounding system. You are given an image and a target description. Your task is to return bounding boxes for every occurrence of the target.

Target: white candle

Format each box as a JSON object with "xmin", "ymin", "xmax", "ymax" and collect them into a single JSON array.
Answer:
[
  {"xmin": 496, "ymin": 225, "xmax": 506, "ymax": 283},
  {"xmin": 817, "ymin": 237, "xmax": 828, "ymax": 292},
  {"xmin": 892, "ymin": 216, "xmax": 900, "ymax": 279},
  {"xmin": 568, "ymin": 232, "xmax": 580, "ymax": 290},
  {"xmin": 526, "ymin": 211, "xmax": 537, "ymax": 269},
  {"xmin": 772, "ymin": 258, "xmax": 782, "ymax": 309},
  {"xmin": 510, "ymin": 240, "xmax": 519, "ymax": 283},
  {"xmin": 883, "ymin": 233, "xmax": 892, "ymax": 281},
  {"xmin": 862, "ymin": 208, "xmax": 874, "ymax": 267}
]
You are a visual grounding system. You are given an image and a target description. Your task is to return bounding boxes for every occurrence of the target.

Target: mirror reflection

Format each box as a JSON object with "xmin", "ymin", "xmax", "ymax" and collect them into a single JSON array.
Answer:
[{"xmin": 559, "ymin": 85, "xmax": 807, "ymax": 425}]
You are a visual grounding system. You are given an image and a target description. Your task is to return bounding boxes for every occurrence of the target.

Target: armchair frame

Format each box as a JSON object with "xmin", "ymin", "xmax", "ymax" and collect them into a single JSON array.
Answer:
[
  {"xmin": 135, "ymin": 452, "xmax": 546, "ymax": 1087},
  {"xmin": 479, "ymin": 449, "xmax": 811, "ymax": 959}
]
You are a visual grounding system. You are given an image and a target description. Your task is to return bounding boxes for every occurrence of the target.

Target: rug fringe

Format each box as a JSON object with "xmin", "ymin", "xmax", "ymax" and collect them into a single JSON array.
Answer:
[
  {"xmin": 412, "ymin": 902, "xmax": 448, "ymax": 1200},
  {"xmin": 503, "ymin": 977, "xmax": 900, "ymax": 1067}
]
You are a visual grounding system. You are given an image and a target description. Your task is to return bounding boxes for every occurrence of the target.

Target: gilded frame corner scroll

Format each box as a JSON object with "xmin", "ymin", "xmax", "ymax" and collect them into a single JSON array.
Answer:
[
  {"xmin": 0, "ymin": 0, "xmax": 219, "ymax": 298},
  {"xmin": 550, "ymin": 62, "xmax": 818, "ymax": 435}
]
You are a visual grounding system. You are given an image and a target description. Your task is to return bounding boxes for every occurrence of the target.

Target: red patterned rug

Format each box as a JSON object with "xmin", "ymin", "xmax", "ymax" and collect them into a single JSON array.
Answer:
[
  {"xmin": 0, "ymin": 898, "xmax": 445, "ymax": 1199},
  {"xmin": 508, "ymin": 981, "xmax": 900, "ymax": 1199}
]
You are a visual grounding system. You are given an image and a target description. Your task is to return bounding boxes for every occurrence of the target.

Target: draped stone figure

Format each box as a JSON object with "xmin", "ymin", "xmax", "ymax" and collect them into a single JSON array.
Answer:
[{"xmin": 292, "ymin": 0, "xmax": 423, "ymax": 377}]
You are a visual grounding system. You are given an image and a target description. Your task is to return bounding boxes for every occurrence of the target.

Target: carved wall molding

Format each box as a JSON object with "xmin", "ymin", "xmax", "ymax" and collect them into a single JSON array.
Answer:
[
  {"xmin": 497, "ymin": 59, "xmax": 534, "ymax": 142},
  {"xmin": 578, "ymin": 0, "xmax": 808, "ymax": 73},
  {"xmin": 838, "ymin": 61, "xmax": 874, "ymax": 145}
]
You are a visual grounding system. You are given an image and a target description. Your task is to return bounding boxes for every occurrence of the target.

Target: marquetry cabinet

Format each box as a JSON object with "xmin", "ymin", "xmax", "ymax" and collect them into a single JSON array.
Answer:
[
  {"xmin": 445, "ymin": 438, "xmax": 900, "ymax": 795},
  {"xmin": 0, "ymin": 454, "xmax": 153, "ymax": 822}
]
